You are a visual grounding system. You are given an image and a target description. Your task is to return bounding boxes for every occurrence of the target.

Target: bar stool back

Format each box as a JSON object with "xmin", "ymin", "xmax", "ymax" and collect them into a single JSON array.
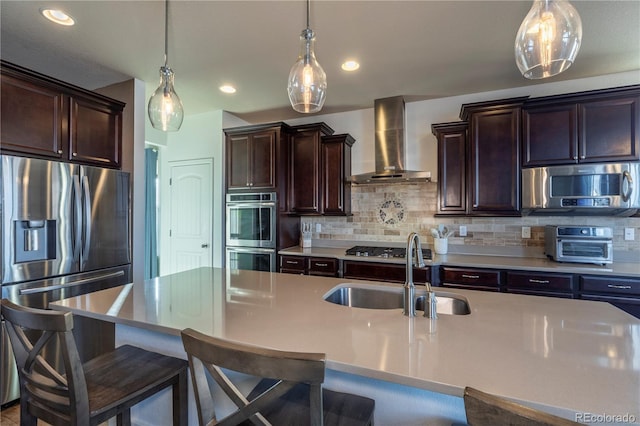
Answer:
[
  {"xmin": 181, "ymin": 327, "xmax": 375, "ymax": 426},
  {"xmin": 464, "ymin": 387, "xmax": 582, "ymax": 426},
  {"xmin": 1, "ymin": 299, "xmax": 188, "ymax": 426}
]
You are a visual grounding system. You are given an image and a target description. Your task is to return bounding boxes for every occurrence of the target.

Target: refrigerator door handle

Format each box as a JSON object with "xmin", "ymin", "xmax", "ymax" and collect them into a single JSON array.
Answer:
[
  {"xmin": 18, "ymin": 270, "xmax": 125, "ymax": 295},
  {"xmin": 73, "ymin": 175, "xmax": 83, "ymax": 260},
  {"xmin": 82, "ymin": 175, "xmax": 92, "ymax": 262}
]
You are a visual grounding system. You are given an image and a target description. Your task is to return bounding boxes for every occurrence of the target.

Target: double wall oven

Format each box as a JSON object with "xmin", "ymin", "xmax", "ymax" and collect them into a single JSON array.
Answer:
[{"xmin": 225, "ymin": 192, "xmax": 277, "ymax": 272}]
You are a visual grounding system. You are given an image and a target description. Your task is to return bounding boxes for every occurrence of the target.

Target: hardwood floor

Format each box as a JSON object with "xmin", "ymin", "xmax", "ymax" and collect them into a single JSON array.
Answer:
[
  {"xmin": 1, "ymin": 402, "xmax": 22, "ymax": 426},
  {"xmin": 1, "ymin": 403, "xmax": 110, "ymax": 425}
]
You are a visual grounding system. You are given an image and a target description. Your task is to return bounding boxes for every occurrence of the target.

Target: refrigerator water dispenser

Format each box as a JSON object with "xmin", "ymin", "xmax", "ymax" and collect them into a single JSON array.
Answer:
[{"xmin": 14, "ymin": 220, "xmax": 56, "ymax": 263}]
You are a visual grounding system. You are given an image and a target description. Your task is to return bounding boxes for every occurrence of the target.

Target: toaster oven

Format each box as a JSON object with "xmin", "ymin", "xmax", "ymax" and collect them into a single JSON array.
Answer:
[{"xmin": 544, "ymin": 226, "xmax": 613, "ymax": 265}]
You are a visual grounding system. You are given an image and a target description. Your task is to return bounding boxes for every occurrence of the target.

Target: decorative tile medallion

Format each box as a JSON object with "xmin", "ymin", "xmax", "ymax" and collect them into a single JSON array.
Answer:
[{"xmin": 378, "ymin": 198, "xmax": 405, "ymax": 225}]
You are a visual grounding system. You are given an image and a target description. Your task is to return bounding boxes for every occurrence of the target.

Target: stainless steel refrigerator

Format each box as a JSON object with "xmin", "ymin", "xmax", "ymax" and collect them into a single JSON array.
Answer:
[{"xmin": 1, "ymin": 155, "xmax": 132, "ymax": 405}]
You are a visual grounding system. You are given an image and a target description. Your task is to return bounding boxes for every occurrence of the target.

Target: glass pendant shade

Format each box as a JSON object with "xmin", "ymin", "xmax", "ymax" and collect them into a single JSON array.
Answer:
[
  {"xmin": 288, "ymin": 28, "xmax": 327, "ymax": 113},
  {"xmin": 148, "ymin": 66, "xmax": 184, "ymax": 132},
  {"xmin": 515, "ymin": 0, "xmax": 582, "ymax": 79}
]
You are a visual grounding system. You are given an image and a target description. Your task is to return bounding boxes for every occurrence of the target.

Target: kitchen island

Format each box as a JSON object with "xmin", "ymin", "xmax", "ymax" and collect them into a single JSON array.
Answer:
[{"xmin": 51, "ymin": 267, "xmax": 640, "ymax": 425}]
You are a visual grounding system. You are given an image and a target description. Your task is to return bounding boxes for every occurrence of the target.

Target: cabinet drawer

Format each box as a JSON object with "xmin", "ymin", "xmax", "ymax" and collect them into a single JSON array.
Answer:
[
  {"xmin": 279, "ymin": 256, "xmax": 306, "ymax": 273},
  {"xmin": 343, "ymin": 261, "xmax": 431, "ymax": 285},
  {"xmin": 441, "ymin": 267, "xmax": 502, "ymax": 288},
  {"xmin": 580, "ymin": 276, "xmax": 640, "ymax": 297},
  {"xmin": 506, "ymin": 271, "xmax": 574, "ymax": 293},
  {"xmin": 309, "ymin": 257, "xmax": 338, "ymax": 277}
]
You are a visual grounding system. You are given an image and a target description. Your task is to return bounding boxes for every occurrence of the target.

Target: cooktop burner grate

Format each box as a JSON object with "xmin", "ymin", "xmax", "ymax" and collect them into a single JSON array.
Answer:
[{"xmin": 345, "ymin": 246, "xmax": 432, "ymax": 260}]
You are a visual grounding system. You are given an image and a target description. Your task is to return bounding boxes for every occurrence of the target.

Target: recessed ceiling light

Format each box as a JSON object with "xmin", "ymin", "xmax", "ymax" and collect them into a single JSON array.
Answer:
[
  {"xmin": 40, "ymin": 8, "xmax": 75, "ymax": 26},
  {"xmin": 341, "ymin": 60, "xmax": 360, "ymax": 72},
  {"xmin": 219, "ymin": 85, "xmax": 236, "ymax": 94}
]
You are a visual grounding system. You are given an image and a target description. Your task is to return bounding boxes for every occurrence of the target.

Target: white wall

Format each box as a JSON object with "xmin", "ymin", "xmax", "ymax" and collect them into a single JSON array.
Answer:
[{"xmin": 156, "ymin": 110, "xmax": 251, "ymax": 275}]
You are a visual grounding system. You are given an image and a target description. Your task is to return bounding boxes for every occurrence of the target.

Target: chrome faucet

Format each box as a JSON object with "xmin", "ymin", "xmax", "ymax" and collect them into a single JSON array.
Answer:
[
  {"xmin": 403, "ymin": 232, "xmax": 438, "ymax": 319},
  {"xmin": 403, "ymin": 232, "xmax": 425, "ymax": 317}
]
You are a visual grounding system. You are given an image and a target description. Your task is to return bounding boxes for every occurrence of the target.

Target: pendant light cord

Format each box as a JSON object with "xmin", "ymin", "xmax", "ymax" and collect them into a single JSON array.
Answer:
[
  {"xmin": 163, "ymin": 0, "xmax": 169, "ymax": 66},
  {"xmin": 306, "ymin": 0, "xmax": 310, "ymax": 30}
]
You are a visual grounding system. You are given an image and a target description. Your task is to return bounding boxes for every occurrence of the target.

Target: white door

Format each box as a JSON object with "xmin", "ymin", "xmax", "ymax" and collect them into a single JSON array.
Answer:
[{"xmin": 168, "ymin": 159, "xmax": 213, "ymax": 274}]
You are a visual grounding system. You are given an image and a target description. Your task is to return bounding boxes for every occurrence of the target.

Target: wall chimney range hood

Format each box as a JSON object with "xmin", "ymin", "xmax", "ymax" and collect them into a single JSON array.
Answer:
[{"xmin": 350, "ymin": 96, "xmax": 431, "ymax": 184}]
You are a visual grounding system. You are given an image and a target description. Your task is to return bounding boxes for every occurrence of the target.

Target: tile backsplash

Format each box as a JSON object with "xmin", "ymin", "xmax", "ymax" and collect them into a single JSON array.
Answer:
[{"xmin": 302, "ymin": 182, "xmax": 640, "ymax": 257}]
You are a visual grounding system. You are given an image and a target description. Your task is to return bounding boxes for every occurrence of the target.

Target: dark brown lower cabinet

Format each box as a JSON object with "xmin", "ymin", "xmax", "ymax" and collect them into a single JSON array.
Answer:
[
  {"xmin": 506, "ymin": 271, "xmax": 574, "ymax": 298},
  {"xmin": 440, "ymin": 266, "xmax": 502, "ymax": 291},
  {"xmin": 279, "ymin": 255, "xmax": 306, "ymax": 275},
  {"xmin": 309, "ymin": 257, "xmax": 339, "ymax": 277},
  {"xmin": 580, "ymin": 275, "xmax": 640, "ymax": 318},
  {"xmin": 343, "ymin": 261, "xmax": 431, "ymax": 285},
  {"xmin": 279, "ymin": 255, "xmax": 339, "ymax": 277}
]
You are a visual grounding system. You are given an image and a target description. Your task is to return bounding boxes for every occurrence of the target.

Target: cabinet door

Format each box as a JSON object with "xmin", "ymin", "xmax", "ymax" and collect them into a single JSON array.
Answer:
[
  {"xmin": 249, "ymin": 131, "xmax": 276, "ymax": 188},
  {"xmin": 226, "ymin": 134, "xmax": 251, "ymax": 189},
  {"xmin": 321, "ymin": 135, "xmax": 353, "ymax": 215},
  {"xmin": 433, "ymin": 123, "xmax": 467, "ymax": 214},
  {"xmin": 0, "ymin": 74, "xmax": 67, "ymax": 159},
  {"xmin": 522, "ymin": 104, "xmax": 578, "ymax": 166},
  {"xmin": 289, "ymin": 129, "xmax": 322, "ymax": 214},
  {"xmin": 579, "ymin": 95, "xmax": 640, "ymax": 162},
  {"xmin": 469, "ymin": 108, "xmax": 521, "ymax": 215},
  {"xmin": 69, "ymin": 96, "xmax": 122, "ymax": 168}
]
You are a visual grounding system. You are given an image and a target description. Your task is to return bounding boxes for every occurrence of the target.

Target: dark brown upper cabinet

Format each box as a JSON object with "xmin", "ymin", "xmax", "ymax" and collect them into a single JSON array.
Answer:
[
  {"xmin": 1, "ymin": 61, "xmax": 124, "ymax": 169},
  {"xmin": 460, "ymin": 97, "xmax": 527, "ymax": 216},
  {"xmin": 522, "ymin": 85, "xmax": 640, "ymax": 167},
  {"xmin": 431, "ymin": 122, "xmax": 468, "ymax": 215},
  {"xmin": 224, "ymin": 123, "xmax": 293, "ymax": 213},
  {"xmin": 321, "ymin": 134, "xmax": 355, "ymax": 216},
  {"xmin": 288, "ymin": 123, "xmax": 335, "ymax": 215}
]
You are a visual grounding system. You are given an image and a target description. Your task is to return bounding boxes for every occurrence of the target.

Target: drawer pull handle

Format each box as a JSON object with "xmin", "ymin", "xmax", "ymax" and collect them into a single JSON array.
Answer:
[
  {"xmin": 285, "ymin": 260, "xmax": 299, "ymax": 265},
  {"xmin": 462, "ymin": 274, "xmax": 479, "ymax": 279},
  {"xmin": 529, "ymin": 279, "xmax": 550, "ymax": 284},
  {"xmin": 607, "ymin": 284, "xmax": 632, "ymax": 290},
  {"xmin": 314, "ymin": 263, "xmax": 328, "ymax": 267}
]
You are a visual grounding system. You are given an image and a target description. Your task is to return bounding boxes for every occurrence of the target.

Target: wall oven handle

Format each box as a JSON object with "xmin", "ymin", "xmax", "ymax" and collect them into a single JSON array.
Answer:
[
  {"xmin": 622, "ymin": 170, "xmax": 633, "ymax": 202},
  {"xmin": 19, "ymin": 270, "xmax": 125, "ymax": 295}
]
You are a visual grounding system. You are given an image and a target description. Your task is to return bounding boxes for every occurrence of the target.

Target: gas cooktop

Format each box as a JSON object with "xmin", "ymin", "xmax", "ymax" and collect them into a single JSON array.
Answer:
[{"xmin": 345, "ymin": 246, "xmax": 432, "ymax": 260}]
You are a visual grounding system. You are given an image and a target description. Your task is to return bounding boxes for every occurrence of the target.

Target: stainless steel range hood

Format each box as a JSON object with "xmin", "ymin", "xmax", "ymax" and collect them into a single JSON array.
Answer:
[{"xmin": 351, "ymin": 96, "xmax": 431, "ymax": 184}]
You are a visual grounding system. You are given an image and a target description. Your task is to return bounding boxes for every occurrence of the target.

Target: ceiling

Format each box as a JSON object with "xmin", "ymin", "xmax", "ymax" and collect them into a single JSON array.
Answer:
[{"xmin": 1, "ymin": 1, "xmax": 639, "ymax": 123}]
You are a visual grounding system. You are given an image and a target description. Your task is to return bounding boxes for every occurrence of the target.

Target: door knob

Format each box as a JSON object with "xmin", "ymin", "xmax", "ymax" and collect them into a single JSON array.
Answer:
[{"xmin": 201, "ymin": 244, "xmax": 209, "ymax": 248}]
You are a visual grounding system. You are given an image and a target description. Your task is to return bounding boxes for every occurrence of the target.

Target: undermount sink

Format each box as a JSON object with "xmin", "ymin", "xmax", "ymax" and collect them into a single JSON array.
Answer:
[{"xmin": 323, "ymin": 284, "xmax": 471, "ymax": 315}]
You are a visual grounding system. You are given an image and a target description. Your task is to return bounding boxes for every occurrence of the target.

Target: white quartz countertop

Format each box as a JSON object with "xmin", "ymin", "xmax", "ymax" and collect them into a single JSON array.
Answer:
[
  {"xmin": 279, "ymin": 246, "xmax": 640, "ymax": 276},
  {"xmin": 51, "ymin": 267, "xmax": 640, "ymax": 421}
]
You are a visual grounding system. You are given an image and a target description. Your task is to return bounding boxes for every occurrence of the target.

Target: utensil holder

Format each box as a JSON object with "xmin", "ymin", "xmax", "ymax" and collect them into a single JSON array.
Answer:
[
  {"xmin": 300, "ymin": 233, "xmax": 312, "ymax": 248},
  {"xmin": 434, "ymin": 238, "xmax": 448, "ymax": 255}
]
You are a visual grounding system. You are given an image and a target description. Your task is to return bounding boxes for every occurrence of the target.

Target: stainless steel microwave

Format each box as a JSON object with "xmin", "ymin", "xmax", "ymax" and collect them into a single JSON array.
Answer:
[{"xmin": 522, "ymin": 162, "xmax": 639, "ymax": 216}]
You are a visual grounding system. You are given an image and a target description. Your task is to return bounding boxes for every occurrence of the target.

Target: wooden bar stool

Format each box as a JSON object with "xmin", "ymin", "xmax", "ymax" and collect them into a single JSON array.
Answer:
[
  {"xmin": 181, "ymin": 327, "xmax": 375, "ymax": 426},
  {"xmin": 464, "ymin": 387, "xmax": 582, "ymax": 426},
  {"xmin": 1, "ymin": 299, "xmax": 188, "ymax": 426}
]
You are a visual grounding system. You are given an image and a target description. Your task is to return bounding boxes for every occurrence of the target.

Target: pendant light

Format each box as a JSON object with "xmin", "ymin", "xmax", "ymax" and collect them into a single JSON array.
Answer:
[
  {"xmin": 515, "ymin": 0, "xmax": 582, "ymax": 79},
  {"xmin": 148, "ymin": 0, "xmax": 184, "ymax": 131},
  {"xmin": 287, "ymin": 0, "xmax": 327, "ymax": 113}
]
